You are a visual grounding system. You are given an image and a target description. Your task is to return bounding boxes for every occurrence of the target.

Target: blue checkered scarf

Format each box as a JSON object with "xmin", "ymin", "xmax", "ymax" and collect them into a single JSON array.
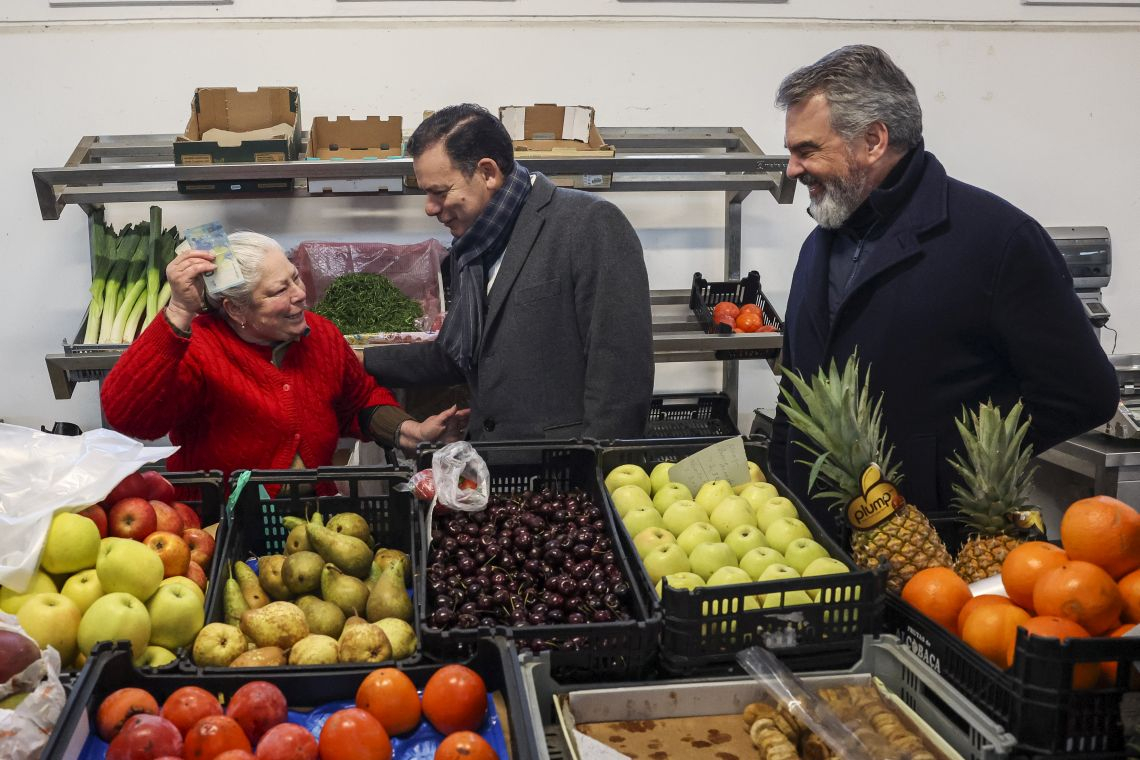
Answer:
[{"xmin": 438, "ymin": 161, "xmax": 532, "ymax": 374}]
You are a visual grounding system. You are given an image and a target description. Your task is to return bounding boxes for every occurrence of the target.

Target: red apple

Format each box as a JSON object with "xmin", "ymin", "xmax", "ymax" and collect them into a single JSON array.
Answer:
[
  {"xmin": 140, "ymin": 470, "xmax": 176, "ymax": 503},
  {"xmin": 105, "ymin": 472, "xmax": 150, "ymax": 504},
  {"xmin": 106, "ymin": 714, "xmax": 182, "ymax": 760},
  {"xmin": 172, "ymin": 501, "xmax": 202, "ymax": 531},
  {"xmin": 108, "ymin": 497, "xmax": 157, "ymax": 540},
  {"xmin": 185, "ymin": 560, "xmax": 208, "ymax": 591},
  {"xmin": 227, "ymin": 681, "xmax": 288, "ymax": 746},
  {"xmin": 183, "ymin": 528, "xmax": 215, "ymax": 567},
  {"xmin": 78, "ymin": 504, "xmax": 108, "ymax": 538},
  {"xmin": 143, "ymin": 531, "xmax": 191, "ymax": 578},
  {"xmin": 150, "ymin": 500, "xmax": 185, "ymax": 535}
]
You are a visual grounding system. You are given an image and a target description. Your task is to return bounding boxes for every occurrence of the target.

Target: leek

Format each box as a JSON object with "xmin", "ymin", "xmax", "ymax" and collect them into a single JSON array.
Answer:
[
  {"xmin": 141, "ymin": 229, "xmax": 181, "ymax": 331},
  {"xmin": 99, "ymin": 226, "xmax": 141, "ymax": 343},
  {"xmin": 144, "ymin": 206, "xmax": 162, "ymax": 324},
  {"xmin": 83, "ymin": 210, "xmax": 109, "ymax": 344},
  {"xmin": 108, "ymin": 223, "xmax": 152, "ymax": 344}
]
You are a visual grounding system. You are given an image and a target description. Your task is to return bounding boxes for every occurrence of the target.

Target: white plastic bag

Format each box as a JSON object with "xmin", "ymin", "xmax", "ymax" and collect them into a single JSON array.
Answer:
[
  {"xmin": 0, "ymin": 613, "xmax": 66, "ymax": 760},
  {"xmin": 430, "ymin": 441, "xmax": 490, "ymax": 514},
  {"xmin": 0, "ymin": 424, "xmax": 177, "ymax": 591}
]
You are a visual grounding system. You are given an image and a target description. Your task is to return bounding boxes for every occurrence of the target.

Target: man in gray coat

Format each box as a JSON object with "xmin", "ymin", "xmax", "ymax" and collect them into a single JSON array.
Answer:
[{"xmin": 363, "ymin": 104, "xmax": 654, "ymax": 441}]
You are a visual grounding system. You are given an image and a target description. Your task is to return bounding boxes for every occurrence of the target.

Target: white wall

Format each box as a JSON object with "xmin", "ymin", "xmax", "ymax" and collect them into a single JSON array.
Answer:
[{"xmin": 1, "ymin": 5, "xmax": 1137, "ymax": 434}]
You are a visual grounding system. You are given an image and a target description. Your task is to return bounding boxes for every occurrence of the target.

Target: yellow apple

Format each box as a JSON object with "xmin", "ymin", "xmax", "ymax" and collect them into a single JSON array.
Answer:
[
  {"xmin": 0, "ymin": 572, "xmax": 58, "ymax": 614},
  {"xmin": 41, "ymin": 512, "xmax": 101, "ymax": 575},
  {"xmin": 60, "ymin": 569, "xmax": 103, "ymax": 614},
  {"xmin": 17, "ymin": 593, "xmax": 81, "ymax": 664}
]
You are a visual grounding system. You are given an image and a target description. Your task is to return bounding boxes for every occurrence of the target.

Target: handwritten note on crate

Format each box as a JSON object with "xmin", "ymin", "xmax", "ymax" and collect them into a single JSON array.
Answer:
[{"xmin": 667, "ymin": 437, "xmax": 751, "ymax": 495}]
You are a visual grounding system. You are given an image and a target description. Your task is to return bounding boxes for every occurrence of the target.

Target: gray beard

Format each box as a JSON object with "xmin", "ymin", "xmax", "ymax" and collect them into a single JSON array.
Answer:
[{"xmin": 802, "ymin": 164, "xmax": 870, "ymax": 229}]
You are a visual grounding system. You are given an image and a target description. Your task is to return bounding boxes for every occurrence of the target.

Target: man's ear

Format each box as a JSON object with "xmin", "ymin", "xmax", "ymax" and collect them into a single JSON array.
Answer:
[
  {"xmin": 863, "ymin": 121, "xmax": 891, "ymax": 164},
  {"xmin": 477, "ymin": 157, "xmax": 505, "ymax": 192}
]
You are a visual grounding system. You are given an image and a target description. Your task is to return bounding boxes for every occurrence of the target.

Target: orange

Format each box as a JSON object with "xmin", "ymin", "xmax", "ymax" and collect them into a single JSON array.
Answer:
[
  {"xmin": 901, "ymin": 567, "xmax": 973, "ymax": 635},
  {"xmin": 1060, "ymin": 496, "xmax": 1140, "ymax": 579},
  {"xmin": 1117, "ymin": 568, "xmax": 1140, "ymax": 624},
  {"xmin": 1000, "ymin": 541, "xmax": 1068, "ymax": 611},
  {"xmin": 1099, "ymin": 623, "xmax": 1139, "ymax": 687},
  {"xmin": 956, "ymin": 594, "xmax": 1014, "ymax": 635},
  {"xmin": 1032, "ymin": 560, "xmax": 1123, "ymax": 635},
  {"xmin": 1011, "ymin": 616, "xmax": 1098, "ymax": 689},
  {"xmin": 961, "ymin": 603, "xmax": 1031, "ymax": 669}
]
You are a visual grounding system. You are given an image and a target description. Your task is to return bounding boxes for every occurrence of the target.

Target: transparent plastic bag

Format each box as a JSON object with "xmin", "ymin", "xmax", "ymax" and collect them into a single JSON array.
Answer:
[
  {"xmin": 399, "ymin": 442, "xmax": 490, "ymax": 549},
  {"xmin": 0, "ymin": 613, "xmax": 66, "ymax": 760}
]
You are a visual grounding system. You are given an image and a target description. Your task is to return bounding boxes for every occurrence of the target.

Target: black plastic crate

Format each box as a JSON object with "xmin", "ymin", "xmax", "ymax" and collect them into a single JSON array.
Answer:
[
  {"xmin": 415, "ymin": 442, "xmax": 660, "ymax": 682},
  {"xmin": 42, "ymin": 636, "xmax": 534, "ymax": 760},
  {"xmin": 689, "ymin": 270, "xmax": 784, "ymax": 360},
  {"xmin": 599, "ymin": 438, "xmax": 883, "ymax": 676},
  {"xmin": 888, "ymin": 594, "xmax": 1140, "ymax": 757},
  {"xmin": 195, "ymin": 466, "xmax": 420, "ymax": 675},
  {"xmin": 645, "ymin": 392, "xmax": 739, "ymax": 438}
]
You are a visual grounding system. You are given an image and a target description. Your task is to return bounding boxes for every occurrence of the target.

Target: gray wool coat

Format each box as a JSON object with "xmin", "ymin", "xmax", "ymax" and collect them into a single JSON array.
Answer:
[{"xmin": 364, "ymin": 173, "xmax": 654, "ymax": 441}]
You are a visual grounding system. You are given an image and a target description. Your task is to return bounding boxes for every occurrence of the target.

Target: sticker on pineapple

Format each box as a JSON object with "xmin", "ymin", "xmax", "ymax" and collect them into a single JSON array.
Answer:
[{"xmin": 847, "ymin": 463, "xmax": 902, "ymax": 530}]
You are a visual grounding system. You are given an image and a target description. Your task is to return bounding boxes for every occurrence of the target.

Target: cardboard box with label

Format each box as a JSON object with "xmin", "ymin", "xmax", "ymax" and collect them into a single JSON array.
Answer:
[
  {"xmin": 305, "ymin": 115, "xmax": 405, "ymax": 194},
  {"xmin": 499, "ymin": 104, "xmax": 615, "ymax": 189},
  {"xmin": 173, "ymin": 86, "xmax": 301, "ymax": 194}
]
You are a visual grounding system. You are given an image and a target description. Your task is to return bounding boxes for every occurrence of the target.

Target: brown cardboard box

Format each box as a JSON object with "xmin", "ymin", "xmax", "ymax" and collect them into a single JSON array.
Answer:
[
  {"xmin": 499, "ymin": 103, "xmax": 615, "ymax": 189},
  {"xmin": 174, "ymin": 86, "xmax": 301, "ymax": 193},
  {"xmin": 305, "ymin": 115, "xmax": 405, "ymax": 193}
]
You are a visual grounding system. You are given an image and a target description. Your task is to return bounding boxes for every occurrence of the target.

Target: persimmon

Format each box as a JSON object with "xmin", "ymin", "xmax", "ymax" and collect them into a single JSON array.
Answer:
[
  {"xmin": 1000, "ymin": 541, "xmax": 1068, "ymax": 612},
  {"xmin": 961, "ymin": 603, "xmax": 1031, "ymax": 669},
  {"xmin": 356, "ymin": 668, "xmax": 421, "ymax": 736},
  {"xmin": 1032, "ymin": 560, "xmax": 1123, "ymax": 635},
  {"xmin": 900, "ymin": 567, "xmax": 973, "ymax": 635},
  {"xmin": 1060, "ymin": 496, "xmax": 1140, "ymax": 579}
]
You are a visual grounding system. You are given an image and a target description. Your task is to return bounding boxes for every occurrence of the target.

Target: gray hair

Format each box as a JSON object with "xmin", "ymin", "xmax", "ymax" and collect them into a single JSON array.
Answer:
[
  {"xmin": 203, "ymin": 231, "xmax": 284, "ymax": 310},
  {"xmin": 775, "ymin": 45, "xmax": 923, "ymax": 152}
]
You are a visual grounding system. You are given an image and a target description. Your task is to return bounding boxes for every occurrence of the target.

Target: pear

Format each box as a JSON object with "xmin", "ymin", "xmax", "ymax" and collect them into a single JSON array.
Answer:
[
  {"xmin": 310, "ymin": 510, "xmax": 324, "ymax": 527},
  {"xmin": 370, "ymin": 548, "xmax": 410, "ymax": 586},
  {"xmin": 289, "ymin": 634, "xmax": 340, "ymax": 666},
  {"xmin": 239, "ymin": 601, "xmax": 309, "ymax": 650},
  {"xmin": 223, "ymin": 577, "xmax": 249, "ymax": 627},
  {"xmin": 282, "ymin": 515, "xmax": 306, "ymax": 532},
  {"xmin": 327, "ymin": 512, "xmax": 374, "ymax": 548},
  {"xmin": 366, "ymin": 563, "xmax": 413, "ymax": 623},
  {"xmin": 258, "ymin": 555, "xmax": 292, "ymax": 601},
  {"xmin": 233, "ymin": 561, "xmax": 268, "ymax": 609},
  {"xmin": 308, "ymin": 523, "xmax": 372, "ymax": 579},
  {"xmin": 375, "ymin": 618, "xmax": 418, "ymax": 660},
  {"xmin": 321, "ymin": 564, "xmax": 370, "ymax": 618},
  {"xmin": 285, "ymin": 524, "xmax": 312, "ymax": 555},
  {"xmin": 229, "ymin": 646, "xmax": 286, "ymax": 668},
  {"xmin": 338, "ymin": 619, "xmax": 392, "ymax": 663},
  {"xmin": 281, "ymin": 551, "xmax": 323, "ymax": 596},
  {"xmin": 296, "ymin": 596, "xmax": 346, "ymax": 639}
]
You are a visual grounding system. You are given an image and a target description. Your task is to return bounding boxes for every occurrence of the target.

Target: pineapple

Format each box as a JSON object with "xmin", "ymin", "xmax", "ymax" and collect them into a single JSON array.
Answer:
[
  {"xmin": 778, "ymin": 355, "xmax": 952, "ymax": 593},
  {"xmin": 949, "ymin": 400, "xmax": 1042, "ymax": 583}
]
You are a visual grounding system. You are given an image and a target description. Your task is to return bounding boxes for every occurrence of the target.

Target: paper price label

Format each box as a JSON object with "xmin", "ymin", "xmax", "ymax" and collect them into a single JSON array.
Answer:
[{"xmin": 667, "ymin": 437, "xmax": 751, "ymax": 496}]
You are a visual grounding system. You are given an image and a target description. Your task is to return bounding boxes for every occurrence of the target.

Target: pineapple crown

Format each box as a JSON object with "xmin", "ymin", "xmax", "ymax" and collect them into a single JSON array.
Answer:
[
  {"xmin": 777, "ymin": 353, "xmax": 901, "ymax": 511},
  {"xmin": 948, "ymin": 399, "xmax": 1036, "ymax": 534}
]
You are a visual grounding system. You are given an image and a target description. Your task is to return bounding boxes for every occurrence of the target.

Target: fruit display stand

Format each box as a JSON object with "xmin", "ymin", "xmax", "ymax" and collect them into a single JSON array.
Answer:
[
  {"xmin": 197, "ymin": 465, "xmax": 421, "ymax": 673},
  {"xmin": 416, "ymin": 442, "xmax": 661, "ymax": 683},
  {"xmin": 888, "ymin": 595, "xmax": 1140, "ymax": 758},
  {"xmin": 41, "ymin": 635, "xmax": 535, "ymax": 759},
  {"xmin": 516, "ymin": 634, "xmax": 1015, "ymax": 760},
  {"xmin": 599, "ymin": 438, "xmax": 883, "ymax": 675}
]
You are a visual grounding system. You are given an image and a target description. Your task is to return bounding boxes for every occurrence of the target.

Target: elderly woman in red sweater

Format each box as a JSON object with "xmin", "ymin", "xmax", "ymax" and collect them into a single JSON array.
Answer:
[{"xmin": 101, "ymin": 231, "xmax": 466, "ymax": 481}]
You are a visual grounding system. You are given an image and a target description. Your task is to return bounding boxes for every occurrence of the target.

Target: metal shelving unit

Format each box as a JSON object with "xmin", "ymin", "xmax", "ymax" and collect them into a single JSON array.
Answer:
[{"xmin": 34, "ymin": 127, "xmax": 794, "ymax": 407}]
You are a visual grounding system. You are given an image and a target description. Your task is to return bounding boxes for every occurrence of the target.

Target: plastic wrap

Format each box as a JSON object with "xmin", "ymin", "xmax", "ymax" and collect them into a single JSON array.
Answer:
[{"xmin": 0, "ymin": 614, "xmax": 66, "ymax": 760}]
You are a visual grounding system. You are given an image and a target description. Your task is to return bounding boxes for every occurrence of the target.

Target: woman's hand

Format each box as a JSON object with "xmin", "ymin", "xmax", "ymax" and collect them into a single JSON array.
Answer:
[
  {"xmin": 399, "ymin": 405, "xmax": 471, "ymax": 455},
  {"xmin": 165, "ymin": 248, "xmax": 216, "ymax": 331}
]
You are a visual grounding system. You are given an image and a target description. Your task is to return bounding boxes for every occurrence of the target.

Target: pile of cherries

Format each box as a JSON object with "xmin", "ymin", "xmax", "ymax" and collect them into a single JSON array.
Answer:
[{"xmin": 425, "ymin": 487, "xmax": 635, "ymax": 651}]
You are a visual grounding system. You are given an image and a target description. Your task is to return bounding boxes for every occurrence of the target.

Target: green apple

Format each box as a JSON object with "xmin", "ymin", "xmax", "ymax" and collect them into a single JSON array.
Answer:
[
  {"xmin": 0, "ymin": 572, "xmax": 58, "ymax": 614},
  {"xmin": 159, "ymin": 576, "xmax": 206, "ymax": 605},
  {"xmin": 79, "ymin": 592, "xmax": 151, "ymax": 662},
  {"xmin": 754, "ymin": 496, "xmax": 799, "ymax": 532},
  {"xmin": 739, "ymin": 547, "xmax": 787, "ymax": 581},
  {"xmin": 694, "ymin": 480, "xmax": 734, "ymax": 513},
  {"xmin": 648, "ymin": 462, "xmax": 675, "ymax": 495},
  {"xmin": 41, "ymin": 512, "xmax": 101, "ymax": 575},
  {"xmin": 724, "ymin": 525, "xmax": 769, "ymax": 560},
  {"xmin": 146, "ymin": 582, "xmax": 205, "ymax": 650},
  {"xmin": 706, "ymin": 566, "xmax": 753, "ymax": 587},
  {"xmin": 654, "ymin": 571, "xmax": 705, "ymax": 597},
  {"xmin": 633, "ymin": 527, "xmax": 677, "ymax": 559},
  {"xmin": 622, "ymin": 506, "xmax": 664, "ymax": 538},
  {"xmin": 688, "ymin": 542, "xmax": 738, "ymax": 581},
  {"xmin": 138, "ymin": 645, "xmax": 178, "ymax": 668},
  {"xmin": 677, "ymin": 522, "xmax": 722, "ymax": 556},
  {"xmin": 605, "ymin": 464, "xmax": 651, "ymax": 496},
  {"xmin": 783, "ymin": 538, "xmax": 831, "ymax": 575},
  {"xmin": 765, "ymin": 517, "xmax": 814, "ymax": 554},
  {"xmin": 710, "ymin": 496, "xmax": 756, "ymax": 539},
  {"xmin": 733, "ymin": 461, "xmax": 767, "ymax": 494},
  {"xmin": 610, "ymin": 484, "xmax": 654, "ymax": 518},
  {"xmin": 96, "ymin": 537, "xmax": 164, "ymax": 602},
  {"xmin": 642, "ymin": 544, "xmax": 691, "ymax": 586},
  {"xmin": 17, "ymin": 593, "xmax": 81, "ymax": 664},
  {"xmin": 802, "ymin": 557, "xmax": 852, "ymax": 601},
  {"xmin": 662, "ymin": 500, "xmax": 708, "ymax": 537},
  {"xmin": 757, "ymin": 562, "xmax": 800, "ymax": 583},
  {"xmin": 739, "ymin": 482, "xmax": 780, "ymax": 516},
  {"xmin": 60, "ymin": 569, "xmax": 103, "ymax": 614},
  {"xmin": 651, "ymin": 482, "xmax": 693, "ymax": 515},
  {"xmin": 763, "ymin": 589, "xmax": 814, "ymax": 608}
]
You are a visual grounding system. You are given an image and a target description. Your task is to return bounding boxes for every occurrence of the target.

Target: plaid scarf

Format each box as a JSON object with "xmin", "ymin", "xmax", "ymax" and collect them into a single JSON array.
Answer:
[{"xmin": 438, "ymin": 161, "xmax": 532, "ymax": 374}]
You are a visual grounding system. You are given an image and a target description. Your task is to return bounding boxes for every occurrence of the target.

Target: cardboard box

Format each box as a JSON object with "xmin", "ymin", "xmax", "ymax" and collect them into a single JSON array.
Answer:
[
  {"xmin": 174, "ymin": 86, "xmax": 301, "ymax": 194},
  {"xmin": 305, "ymin": 115, "xmax": 405, "ymax": 194},
  {"xmin": 499, "ymin": 103, "xmax": 615, "ymax": 189}
]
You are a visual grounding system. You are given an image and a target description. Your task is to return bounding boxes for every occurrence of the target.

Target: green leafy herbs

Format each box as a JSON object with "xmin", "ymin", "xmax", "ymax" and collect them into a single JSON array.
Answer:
[{"xmin": 312, "ymin": 273, "xmax": 424, "ymax": 334}]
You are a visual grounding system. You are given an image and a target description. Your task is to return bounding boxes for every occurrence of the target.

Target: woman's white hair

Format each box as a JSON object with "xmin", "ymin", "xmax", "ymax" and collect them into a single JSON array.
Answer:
[{"xmin": 203, "ymin": 231, "xmax": 285, "ymax": 310}]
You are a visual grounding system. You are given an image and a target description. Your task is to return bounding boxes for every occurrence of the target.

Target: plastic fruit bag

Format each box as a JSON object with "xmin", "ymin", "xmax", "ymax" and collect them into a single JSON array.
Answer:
[{"xmin": 0, "ymin": 614, "xmax": 66, "ymax": 760}]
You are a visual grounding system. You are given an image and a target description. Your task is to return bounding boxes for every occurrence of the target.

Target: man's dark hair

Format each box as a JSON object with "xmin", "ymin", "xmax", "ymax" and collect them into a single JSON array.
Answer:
[
  {"xmin": 406, "ymin": 104, "xmax": 515, "ymax": 177},
  {"xmin": 775, "ymin": 45, "xmax": 923, "ymax": 153}
]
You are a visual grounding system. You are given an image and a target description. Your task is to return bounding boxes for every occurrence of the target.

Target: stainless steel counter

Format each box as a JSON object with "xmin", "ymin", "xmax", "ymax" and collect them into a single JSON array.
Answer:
[{"xmin": 1038, "ymin": 431, "xmax": 1140, "ymax": 507}]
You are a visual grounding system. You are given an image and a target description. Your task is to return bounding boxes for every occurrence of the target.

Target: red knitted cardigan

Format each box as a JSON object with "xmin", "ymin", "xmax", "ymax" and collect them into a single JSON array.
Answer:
[{"xmin": 101, "ymin": 310, "xmax": 399, "ymax": 482}]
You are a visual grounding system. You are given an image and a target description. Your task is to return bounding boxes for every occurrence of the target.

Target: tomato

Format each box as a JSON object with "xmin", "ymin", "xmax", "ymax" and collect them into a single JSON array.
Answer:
[
  {"xmin": 183, "ymin": 715, "xmax": 252, "ymax": 759},
  {"xmin": 161, "ymin": 686, "xmax": 223, "ymax": 737},
  {"xmin": 756, "ymin": 323, "xmax": 778, "ymax": 333},
  {"xmin": 96, "ymin": 687, "xmax": 160, "ymax": 742},
  {"xmin": 255, "ymin": 723, "xmax": 318, "ymax": 760},
  {"xmin": 714, "ymin": 313, "xmax": 736, "ymax": 329},
  {"xmin": 735, "ymin": 311, "xmax": 762, "ymax": 333},
  {"xmin": 434, "ymin": 731, "xmax": 499, "ymax": 760},
  {"xmin": 411, "ymin": 470, "xmax": 436, "ymax": 501},
  {"xmin": 318, "ymin": 708, "xmax": 391, "ymax": 760},
  {"xmin": 712, "ymin": 301, "xmax": 740, "ymax": 321},
  {"xmin": 738, "ymin": 303, "xmax": 762, "ymax": 317},
  {"xmin": 356, "ymin": 667, "xmax": 421, "ymax": 736},
  {"xmin": 422, "ymin": 665, "xmax": 487, "ymax": 735}
]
